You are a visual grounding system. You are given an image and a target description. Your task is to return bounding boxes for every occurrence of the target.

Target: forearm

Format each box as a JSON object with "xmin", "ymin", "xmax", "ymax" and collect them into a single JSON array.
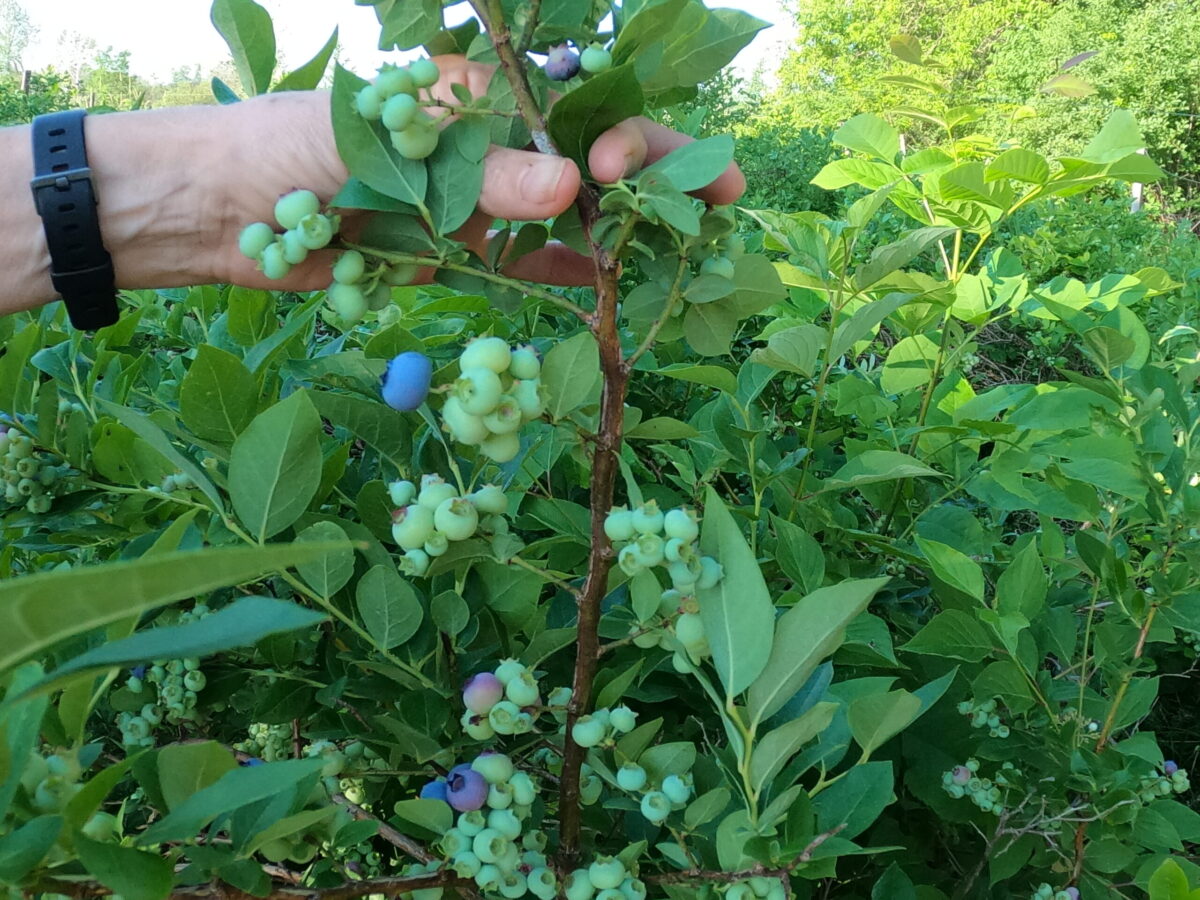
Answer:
[{"xmin": 0, "ymin": 104, "xmax": 235, "ymax": 317}]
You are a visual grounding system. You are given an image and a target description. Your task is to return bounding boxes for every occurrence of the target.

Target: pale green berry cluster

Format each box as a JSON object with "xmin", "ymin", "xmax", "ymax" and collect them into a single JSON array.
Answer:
[
  {"xmin": 21, "ymin": 750, "xmax": 84, "ymax": 816},
  {"xmin": 955, "ymin": 697, "xmax": 1010, "ymax": 739},
  {"xmin": 235, "ymin": 722, "xmax": 294, "ymax": 762},
  {"xmin": 614, "ymin": 761, "xmax": 694, "ymax": 824},
  {"xmin": 1137, "ymin": 764, "xmax": 1190, "ymax": 802},
  {"xmin": 304, "ymin": 739, "xmax": 348, "ymax": 780},
  {"xmin": 390, "ymin": 475, "xmax": 510, "ymax": 577},
  {"xmin": 354, "ymin": 59, "xmax": 443, "ymax": 160},
  {"xmin": 940, "ymin": 759, "xmax": 1018, "ymax": 816},
  {"xmin": 460, "ymin": 659, "xmax": 548, "ymax": 740},
  {"xmin": 720, "ymin": 878, "xmax": 787, "ymax": 900},
  {"xmin": 237, "ymin": 189, "xmax": 340, "ymax": 280},
  {"xmin": 341, "ymin": 841, "xmax": 385, "ymax": 880},
  {"xmin": 0, "ymin": 427, "xmax": 67, "ymax": 514},
  {"xmin": 1031, "ymin": 884, "xmax": 1079, "ymax": 900},
  {"xmin": 563, "ymin": 855, "xmax": 647, "ymax": 900},
  {"xmin": 605, "ymin": 501, "xmax": 723, "ymax": 592},
  {"xmin": 442, "ymin": 337, "xmax": 546, "ymax": 464},
  {"xmin": 434, "ymin": 754, "xmax": 559, "ymax": 899},
  {"xmin": 527, "ymin": 748, "xmax": 605, "ymax": 806},
  {"xmin": 343, "ymin": 739, "xmax": 390, "ymax": 774},
  {"xmin": 117, "ymin": 606, "xmax": 213, "ymax": 746},
  {"xmin": 147, "ymin": 470, "xmax": 195, "ymax": 496},
  {"xmin": 570, "ymin": 705, "xmax": 640, "ymax": 750},
  {"xmin": 323, "ymin": 249, "xmax": 420, "ymax": 325},
  {"xmin": 629, "ymin": 590, "xmax": 715, "ymax": 676}
]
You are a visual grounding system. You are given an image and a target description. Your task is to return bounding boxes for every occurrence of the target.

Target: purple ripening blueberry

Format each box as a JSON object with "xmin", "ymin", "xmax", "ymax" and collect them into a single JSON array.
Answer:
[
  {"xmin": 545, "ymin": 44, "xmax": 581, "ymax": 81},
  {"xmin": 1165, "ymin": 760, "xmax": 1179, "ymax": 775},
  {"xmin": 381, "ymin": 351, "xmax": 433, "ymax": 412},
  {"xmin": 447, "ymin": 766, "xmax": 489, "ymax": 811},
  {"xmin": 130, "ymin": 665, "xmax": 147, "ymax": 680},
  {"xmin": 420, "ymin": 779, "xmax": 450, "ymax": 803},
  {"xmin": 463, "ymin": 672, "xmax": 505, "ymax": 715}
]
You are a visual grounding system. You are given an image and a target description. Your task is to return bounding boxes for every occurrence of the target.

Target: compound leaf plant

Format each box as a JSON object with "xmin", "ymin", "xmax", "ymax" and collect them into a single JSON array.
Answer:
[{"xmin": 0, "ymin": 3, "xmax": 1197, "ymax": 900}]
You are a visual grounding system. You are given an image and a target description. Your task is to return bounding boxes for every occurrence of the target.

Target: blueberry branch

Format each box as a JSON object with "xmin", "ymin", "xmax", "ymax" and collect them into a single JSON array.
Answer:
[
  {"xmin": 644, "ymin": 824, "xmax": 848, "ymax": 885},
  {"xmin": 330, "ymin": 791, "xmax": 435, "ymax": 864},
  {"xmin": 32, "ymin": 871, "xmax": 473, "ymax": 900}
]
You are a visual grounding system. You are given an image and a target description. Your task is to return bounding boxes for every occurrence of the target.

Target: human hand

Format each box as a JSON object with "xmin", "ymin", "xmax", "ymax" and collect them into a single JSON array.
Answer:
[{"xmin": 213, "ymin": 54, "xmax": 746, "ymax": 293}]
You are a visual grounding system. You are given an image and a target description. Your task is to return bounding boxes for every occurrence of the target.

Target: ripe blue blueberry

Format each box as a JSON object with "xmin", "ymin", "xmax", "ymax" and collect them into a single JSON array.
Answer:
[
  {"xmin": 446, "ymin": 766, "xmax": 488, "ymax": 811},
  {"xmin": 545, "ymin": 44, "xmax": 581, "ymax": 80},
  {"xmin": 1165, "ymin": 760, "xmax": 1179, "ymax": 775},
  {"xmin": 420, "ymin": 779, "xmax": 450, "ymax": 803},
  {"xmin": 381, "ymin": 352, "xmax": 433, "ymax": 412}
]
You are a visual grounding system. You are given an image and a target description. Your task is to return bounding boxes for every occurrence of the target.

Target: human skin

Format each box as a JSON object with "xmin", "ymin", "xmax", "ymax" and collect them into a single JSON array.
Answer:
[{"xmin": 0, "ymin": 55, "xmax": 745, "ymax": 317}]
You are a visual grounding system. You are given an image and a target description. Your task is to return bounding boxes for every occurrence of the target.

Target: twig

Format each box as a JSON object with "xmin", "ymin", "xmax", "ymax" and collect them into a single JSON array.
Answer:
[
  {"xmin": 331, "ymin": 792, "xmax": 433, "ymax": 864},
  {"xmin": 33, "ymin": 872, "xmax": 469, "ymax": 900},
  {"xmin": 508, "ymin": 554, "xmax": 583, "ymax": 598},
  {"xmin": 646, "ymin": 825, "xmax": 848, "ymax": 885},
  {"xmin": 625, "ymin": 255, "xmax": 689, "ymax": 369}
]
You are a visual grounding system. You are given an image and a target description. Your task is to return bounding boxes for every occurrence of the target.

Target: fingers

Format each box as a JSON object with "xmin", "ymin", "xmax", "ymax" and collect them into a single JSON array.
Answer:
[
  {"xmin": 589, "ymin": 117, "xmax": 746, "ymax": 206},
  {"xmin": 477, "ymin": 147, "xmax": 582, "ymax": 221},
  {"xmin": 501, "ymin": 241, "xmax": 597, "ymax": 287}
]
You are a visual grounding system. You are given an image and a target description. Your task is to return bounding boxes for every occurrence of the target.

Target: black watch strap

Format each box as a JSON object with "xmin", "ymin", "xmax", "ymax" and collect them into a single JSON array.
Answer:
[{"xmin": 30, "ymin": 110, "xmax": 119, "ymax": 330}]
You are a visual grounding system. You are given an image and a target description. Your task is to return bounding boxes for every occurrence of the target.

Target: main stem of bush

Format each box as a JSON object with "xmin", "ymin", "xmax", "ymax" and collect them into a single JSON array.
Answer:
[{"xmin": 471, "ymin": 0, "xmax": 630, "ymax": 864}]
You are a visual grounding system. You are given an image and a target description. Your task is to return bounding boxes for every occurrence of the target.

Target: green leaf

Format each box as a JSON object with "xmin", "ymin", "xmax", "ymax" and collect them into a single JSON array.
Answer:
[
  {"xmin": 331, "ymin": 64, "xmax": 427, "ymax": 208},
  {"xmin": 229, "ymin": 390, "xmax": 323, "ymax": 540},
  {"xmin": 971, "ymin": 660, "xmax": 1033, "ymax": 714},
  {"xmin": 698, "ymin": 486, "xmax": 775, "ymax": 699},
  {"xmin": 0, "ymin": 815, "xmax": 60, "ymax": 884},
  {"xmin": 241, "ymin": 806, "xmax": 337, "ymax": 858},
  {"xmin": 210, "ymin": 0, "xmax": 276, "ymax": 96},
  {"xmin": 901, "ymin": 609, "xmax": 992, "ymax": 662},
  {"xmin": 749, "ymin": 324, "xmax": 825, "ymax": 376},
  {"xmin": 392, "ymin": 798, "xmax": 453, "ymax": 837},
  {"xmin": 548, "ymin": 64, "xmax": 644, "ymax": 169},
  {"xmin": 987, "ymin": 148, "xmax": 1050, "ymax": 184},
  {"xmin": 811, "ymin": 760, "xmax": 894, "ymax": 840},
  {"xmin": 856, "ymin": 227, "xmax": 955, "ymax": 289},
  {"xmin": 0, "ymin": 544, "xmax": 339, "ymax": 678},
  {"xmin": 823, "ymin": 450, "xmax": 944, "ymax": 492},
  {"xmin": 774, "ymin": 517, "xmax": 824, "ymax": 594},
  {"xmin": 626, "ymin": 417, "xmax": 700, "ymax": 440},
  {"xmin": 1081, "ymin": 109, "xmax": 1146, "ymax": 164},
  {"xmin": 272, "ymin": 27, "xmax": 337, "ymax": 91},
  {"xmin": 684, "ymin": 300, "xmax": 738, "ymax": 356},
  {"xmin": 881, "ymin": 333, "xmax": 940, "ymax": 394},
  {"xmin": 596, "ymin": 659, "xmax": 644, "ymax": 709},
  {"xmin": 426, "ymin": 119, "xmax": 487, "ymax": 234},
  {"xmin": 747, "ymin": 578, "xmax": 889, "ymax": 725},
  {"xmin": 77, "ymin": 836, "xmax": 173, "ymax": 900},
  {"xmin": 1148, "ymin": 859, "xmax": 1194, "ymax": 900},
  {"xmin": 654, "ymin": 363, "xmax": 737, "ymax": 395},
  {"xmin": 916, "ymin": 537, "xmax": 984, "ymax": 602},
  {"xmin": 376, "ymin": 0, "xmax": 442, "ymax": 50},
  {"xmin": 542, "ymin": 331, "xmax": 600, "ymax": 420},
  {"xmin": 0, "ymin": 663, "xmax": 49, "ymax": 820},
  {"xmin": 750, "ymin": 702, "xmax": 838, "ymax": 792},
  {"xmin": 309, "ymin": 389, "xmax": 411, "ymax": 471},
  {"xmin": 641, "ymin": 135, "xmax": 734, "ymax": 192},
  {"xmin": 834, "ymin": 113, "xmax": 900, "ymax": 161},
  {"xmin": 295, "ymin": 522, "xmax": 355, "ymax": 598},
  {"xmin": 140, "ymin": 758, "xmax": 325, "ymax": 845},
  {"xmin": 158, "ymin": 742, "xmax": 238, "ymax": 811},
  {"xmin": 179, "ymin": 345, "xmax": 257, "ymax": 443},
  {"xmin": 684, "ymin": 787, "xmax": 731, "ymax": 829},
  {"xmin": 812, "ymin": 158, "xmax": 900, "ymax": 190},
  {"xmin": 15, "ymin": 597, "xmax": 326, "ymax": 700},
  {"xmin": 848, "ymin": 690, "xmax": 922, "ymax": 760},
  {"xmin": 356, "ymin": 565, "xmax": 424, "ymax": 650},
  {"xmin": 996, "ymin": 541, "xmax": 1046, "ymax": 620},
  {"xmin": 639, "ymin": 174, "xmax": 702, "ymax": 235},
  {"xmin": 638, "ymin": 742, "xmax": 697, "ymax": 782},
  {"xmin": 872, "ymin": 863, "xmax": 917, "ymax": 900}
]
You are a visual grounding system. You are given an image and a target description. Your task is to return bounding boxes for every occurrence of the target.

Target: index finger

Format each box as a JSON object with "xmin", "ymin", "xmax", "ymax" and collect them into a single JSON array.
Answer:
[{"xmin": 587, "ymin": 117, "xmax": 746, "ymax": 206}]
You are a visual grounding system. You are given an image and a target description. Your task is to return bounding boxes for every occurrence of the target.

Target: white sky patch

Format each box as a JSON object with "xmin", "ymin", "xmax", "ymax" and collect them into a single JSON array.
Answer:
[{"xmin": 20, "ymin": 0, "xmax": 794, "ymax": 86}]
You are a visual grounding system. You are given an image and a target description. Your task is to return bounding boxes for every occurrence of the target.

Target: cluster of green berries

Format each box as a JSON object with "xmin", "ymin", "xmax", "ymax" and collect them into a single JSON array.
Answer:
[
  {"xmin": 390, "ymin": 475, "xmax": 509, "ymax": 577},
  {"xmin": 562, "ymin": 856, "xmax": 647, "ymax": 900},
  {"xmin": 0, "ymin": 425, "xmax": 67, "ymax": 515},
  {"xmin": 341, "ymin": 841, "xmax": 386, "ymax": 880},
  {"xmin": 460, "ymin": 660, "xmax": 554, "ymax": 740},
  {"xmin": 614, "ymin": 761, "xmax": 693, "ymax": 825},
  {"xmin": 940, "ymin": 758, "xmax": 1020, "ymax": 816},
  {"xmin": 21, "ymin": 749, "xmax": 83, "ymax": 816},
  {"xmin": 324, "ymin": 249, "xmax": 418, "ymax": 325},
  {"xmin": 238, "ymin": 189, "xmax": 340, "ymax": 281},
  {"xmin": 955, "ymin": 697, "xmax": 1011, "ymax": 739},
  {"xmin": 1031, "ymin": 884, "xmax": 1079, "ymax": 900},
  {"xmin": 235, "ymin": 722, "xmax": 294, "ymax": 762},
  {"xmin": 354, "ymin": 59, "xmax": 442, "ymax": 160},
  {"xmin": 527, "ymin": 748, "xmax": 606, "ymax": 806},
  {"xmin": 719, "ymin": 879, "xmax": 787, "ymax": 900},
  {"xmin": 1137, "ymin": 760, "xmax": 1190, "ymax": 801},
  {"xmin": 442, "ymin": 337, "xmax": 545, "ymax": 463},
  {"xmin": 117, "ymin": 607, "xmax": 213, "ymax": 746},
  {"xmin": 606, "ymin": 501, "xmax": 722, "ymax": 590},
  {"xmin": 147, "ymin": 470, "xmax": 195, "ymax": 495},
  {"xmin": 570, "ymin": 705, "xmax": 639, "ymax": 750}
]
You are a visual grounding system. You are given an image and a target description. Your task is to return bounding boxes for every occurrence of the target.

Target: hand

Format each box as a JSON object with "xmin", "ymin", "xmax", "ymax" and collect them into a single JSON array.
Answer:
[{"xmin": 214, "ymin": 54, "xmax": 746, "ymax": 293}]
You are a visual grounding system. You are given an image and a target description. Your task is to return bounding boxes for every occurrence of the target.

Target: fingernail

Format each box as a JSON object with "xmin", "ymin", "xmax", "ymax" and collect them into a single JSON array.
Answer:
[{"xmin": 521, "ymin": 158, "xmax": 568, "ymax": 205}]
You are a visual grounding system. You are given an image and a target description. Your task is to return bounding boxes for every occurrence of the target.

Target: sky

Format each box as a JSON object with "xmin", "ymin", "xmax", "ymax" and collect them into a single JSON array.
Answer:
[{"xmin": 21, "ymin": 0, "xmax": 797, "ymax": 85}]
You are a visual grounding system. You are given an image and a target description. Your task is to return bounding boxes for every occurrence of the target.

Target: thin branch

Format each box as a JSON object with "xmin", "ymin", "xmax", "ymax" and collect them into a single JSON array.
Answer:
[
  {"xmin": 33, "ymin": 872, "xmax": 469, "ymax": 900},
  {"xmin": 508, "ymin": 554, "xmax": 583, "ymax": 598},
  {"xmin": 515, "ymin": 0, "xmax": 543, "ymax": 54},
  {"xmin": 625, "ymin": 255, "xmax": 689, "ymax": 369},
  {"xmin": 646, "ymin": 825, "xmax": 848, "ymax": 885},
  {"xmin": 331, "ymin": 792, "xmax": 434, "ymax": 864}
]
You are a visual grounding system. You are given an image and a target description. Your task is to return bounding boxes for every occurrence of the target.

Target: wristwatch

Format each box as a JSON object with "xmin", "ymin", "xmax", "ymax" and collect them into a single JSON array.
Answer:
[{"xmin": 29, "ymin": 109, "xmax": 119, "ymax": 330}]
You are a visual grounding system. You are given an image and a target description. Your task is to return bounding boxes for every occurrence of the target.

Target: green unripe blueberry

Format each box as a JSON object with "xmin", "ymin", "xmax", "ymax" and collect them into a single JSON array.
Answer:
[
  {"xmin": 512, "ymin": 378, "xmax": 546, "ymax": 421},
  {"xmin": 470, "ymin": 484, "xmax": 508, "ymax": 515},
  {"xmin": 472, "ymin": 751, "xmax": 515, "ymax": 784},
  {"xmin": 494, "ymin": 659, "xmax": 526, "ymax": 685},
  {"xmin": 529, "ymin": 867, "xmax": 558, "ymax": 900},
  {"xmin": 566, "ymin": 872, "xmax": 596, "ymax": 900},
  {"xmin": 442, "ymin": 828, "xmax": 471, "ymax": 857},
  {"xmin": 355, "ymin": 84, "xmax": 383, "ymax": 119},
  {"xmin": 183, "ymin": 670, "xmax": 206, "ymax": 692},
  {"xmin": 572, "ymin": 715, "xmax": 607, "ymax": 748},
  {"xmin": 697, "ymin": 556, "xmax": 724, "ymax": 589},
  {"xmin": 604, "ymin": 507, "xmax": 636, "ymax": 542},
  {"xmin": 588, "ymin": 856, "xmax": 626, "ymax": 891},
  {"xmin": 238, "ymin": 221, "xmax": 276, "ymax": 259},
  {"xmin": 486, "ymin": 781, "xmax": 514, "ymax": 809},
  {"xmin": 81, "ymin": 811, "xmax": 118, "ymax": 842},
  {"xmin": 488, "ymin": 700, "xmax": 521, "ymax": 735},
  {"xmin": 640, "ymin": 790, "xmax": 672, "ymax": 823},
  {"xmin": 617, "ymin": 763, "xmax": 648, "ymax": 791},
  {"xmin": 425, "ymin": 532, "xmax": 450, "ymax": 557},
  {"xmin": 475, "ymin": 864, "xmax": 502, "ymax": 891},
  {"xmin": 663, "ymin": 507, "xmax": 699, "ymax": 541},
  {"xmin": 748, "ymin": 878, "xmax": 773, "ymax": 898},
  {"xmin": 298, "ymin": 213, "xmax": 335, "ymax": 250},
  {"xmin": 461, "ymin": 710, "xmax": 496, "ymax": 740},
  {"xmin": 597, "ymin": 891, "xmax": 625, "ymax": 900},
  {"xmin": 548, "ymin": 686, "xmax": 572, "ymax": 708},
  {"xmin": 391, "ymin": 121, "xmax": 439, "ymax": 160},
  {"xmin": 700, "ymin": 256, "xmax": 736, "ymax": 279},
  {"xmin": 498, "ymin": 872, "xmax": 528, "ymax": 899},
  {"xmin": 664, "ymin": 536, "xmax": 696, "ymax": 563},
  {"xmin": 384, "ymin": 262, "xmax": 421, "ymax": 285},
  {"xmin": 676, "ymin": 612, "xmax": 706, "ymax": 648},
  {"xmin": 620, "ymin": 878, "xmax": 647, "ymax": 900},
  {"xmin": 456, "ymin": 367, "xmax": 504, "ymax": 416},
  {"xmin": 662, "ymin": 773, "xmax": 691, "ymax": 804},
  {"xmin": 418, "ymin": 477, "xmax": 458, "ymax": 510},
  {"xmin": 631, "ymin": 500, "xmax": 664, "ymax": 534},
  {"xmin": 487, "ymin": 808, "xmax": 522, "ymax": 840},
  {"xmin": 382, "ymin": 92, "xmax": 420, "ymax": 132},
  {"xmin": 458, "ymin": 810, "xmax": 487, "ymax": 836},
  {"xmin": 610, "ymin": 705, "xmax": 637, "ymax": 734},
  {"xmin": 669, "ymin": 557, "xmax": 702, "ymax": 592},
  {"xmin": 510, "ymin": 772, "xmax": 536, "ymax": 806},
  {"xmin": 481, "ymin": 431, "xmax": 520, "ymax": 463},
  {"xmin": 483, "ymin": 396, "xmax": 524, "ymax": 435},
  {"xmin": 580, "ymin": 45, "xmax": 613, "ymax": 73},
  {"xmin": 672, "ymin": 651, "xmax": 695, "ymax": 674},
  {"xmin": 453, "ymin": 851, "xmax": 483, "ymax": 877},
  {"xmin": 260, "ymin": 241, "xmax": 291, "ymax": 279},
  {"xmin": 509, "ymin": 345, "xmax": 540, "ymax": 379},
  {"xmin": 389, "ymin": 479, "xmax": 417, "ymax": 507},
  {"xmin": 375, "ymin": 65, "xmax": 416, "ymax": 99},
  {"xmin": 392, "ymin": 504, "xmax": 435, "ymax": 550},
  {"xmin": 274, "ymin": 189, "xmax": 320, "ymax": 230},
  {"xmin": 726, "ymin": 886, "xmax": 754, "ymax": 900},
  {"xmin": 434, "ymin": 496, "xmax": 479, "ymax": 541},
  {"xmin": 443, "ymin": 396, "xmax": 490, "ymax": 445},
  {"xmin": 472, "ymin": 828, "xmax": 508, "ymax": 863},
  {"xmin": 328, "ymin": 282, "xmax": 368, "ymax": 323},
  {"xmin": 506, "ymin": 671, "xmax": 540, "ymax": 707},
  {"xmin": 618, "ymin": 544, "xmax": 646, "ymax": 577},
  {"xmin": 461, "ymin": 336, "xmax": 512, "ymax": 373},
  {"xmin": 401, "ymin": 548, "xmax": 431, "ymax": 577},
  {"xmin": 409, "ymin": 58, "xmax": 440, "ymax": 89}
]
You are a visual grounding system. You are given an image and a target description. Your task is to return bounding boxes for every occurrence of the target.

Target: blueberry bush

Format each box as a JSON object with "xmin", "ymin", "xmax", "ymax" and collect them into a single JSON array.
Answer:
[{"xmin": 0, "ymin": 7, "xmax": 1197, "ymax": 900}]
